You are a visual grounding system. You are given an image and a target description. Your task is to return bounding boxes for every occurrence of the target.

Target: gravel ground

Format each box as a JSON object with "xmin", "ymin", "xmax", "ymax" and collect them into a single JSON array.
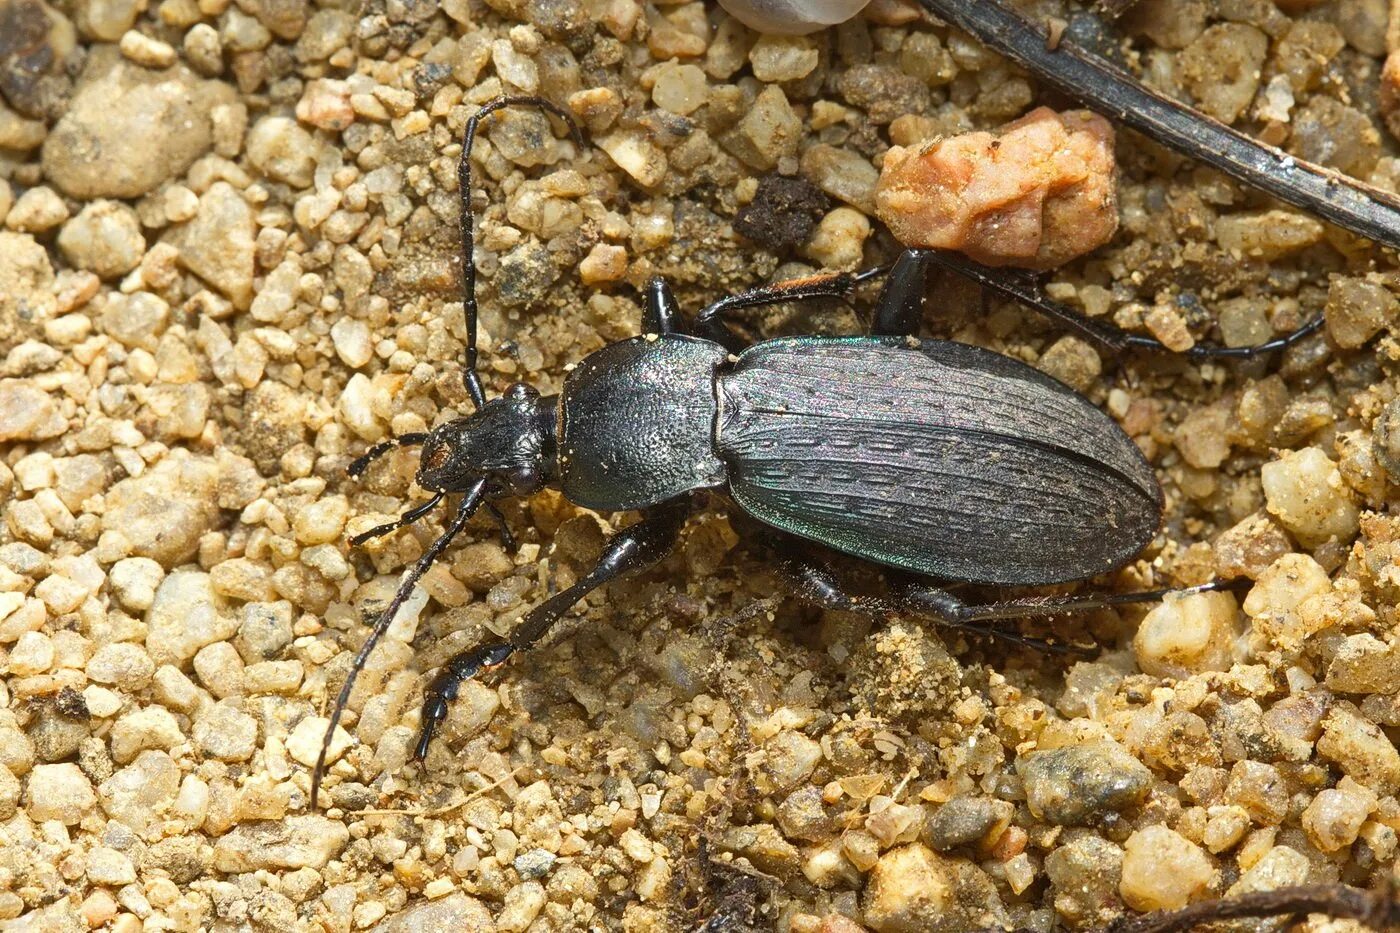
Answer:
[{"xmin": 2, "ymin": 0, "xmax": 1400, "ymax": 930}]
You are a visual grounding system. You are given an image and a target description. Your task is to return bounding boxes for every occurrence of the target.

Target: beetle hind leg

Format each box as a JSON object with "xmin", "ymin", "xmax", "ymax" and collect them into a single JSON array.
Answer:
[
  {"xmin": 763, "ymin": 535, "xmax": 1090, "ymax": 655},
  {"xmin": 916, "ymin": 248, "xmax": 1325, "ymax": 360},
  {"xmin": 892, "ymin": 577, "xmax": 1246, "ymax": 655},
  {"xmin": 892, "ymin": 580, "xmax": 1097, "ymax": 656}
]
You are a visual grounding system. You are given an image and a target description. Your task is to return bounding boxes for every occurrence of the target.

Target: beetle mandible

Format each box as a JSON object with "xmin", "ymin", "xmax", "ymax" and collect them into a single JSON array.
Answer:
[{"xmin": 310, "ymin": 96, "xmax": 1320, "ymax": 806}]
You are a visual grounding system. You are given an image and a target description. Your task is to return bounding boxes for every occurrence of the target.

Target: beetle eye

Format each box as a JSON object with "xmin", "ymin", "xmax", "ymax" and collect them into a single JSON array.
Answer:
[{"xmin": 424, "ymin": 445, "xmax": 450, "ymax": 473}]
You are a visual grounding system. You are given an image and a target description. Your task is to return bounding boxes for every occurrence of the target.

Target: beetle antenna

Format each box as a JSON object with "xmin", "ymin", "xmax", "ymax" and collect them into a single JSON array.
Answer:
[
  {"xmin": 458, "ymin": 96, "xmax": 584, "ymax": 409},
  {"xmin": 311, "ymin": 478, "xmax": 487, "ymax": 809}
]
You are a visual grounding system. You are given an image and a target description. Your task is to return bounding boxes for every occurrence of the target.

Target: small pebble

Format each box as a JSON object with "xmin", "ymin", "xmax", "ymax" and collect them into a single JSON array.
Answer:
[
  {"xmin": 650, "ymin": 63, "xmax": 708, "ymax": 116},
  {"xmin": 212, "ymin": 815, "xmax": 350, "ymax": 871},
  {"xmin": 861, "ymin": 844, "xmax": 951, "ymax": 931},
  {"xmin": 246, "ymin": 115, "xmax": 318, "ymax": 187},
  {"xmin": 25, "ymin": 762, "xmax": 96, "ymax": 824},
  {"xmin": 119, "ymin": 30, "xmax": 177, "ymax": 68},
  {"xmin": 496, "ymin": 881, "xmax": 546, "ymax": 932},
  {"xmin": 287, "ymin": 716, "xmax": 352, "ymax": 768},
  {"xmin": 579, "ymin": 243, "xmax": 629, "ymax": 285},
  {"xmin": 1215, "ymin": 209, "xmax": 1324, "ymax": 261},
  {"xmin": 923, "ymin": 796, "xmax": 1014, "ymax": 852},
  {"xmin": 330, "ymin": 317, "xmax": 374, "ymax": 368},
  {"xmin": 56, "ymin": 200, "xmax": 145, "ymax": 280},
  {"xmin": 596, "ymin": 130, "xmax": 667, "ymax": 188},
  {"xmin": 1301, "ymin": 777, "xmax": 1378, "ymax": 852},
  {"xmin": 1134, "ymin": 590, "xmax": 1240, "ymax": 678},
  {"xmin": 86, "ymin": 642, "xmax": 156, "ymax": 691},
  {"xmin": 6, "ymin": 185, "xmax": 69, "ymax": 233},
  {"xmin": 1119, "ymin": 826, "xmax": 1213, "ymax": 911},
  {"xmin": 1018, "ymin": 745, "xmax": 1152, "ymax": 826},
  {"xmin": 192, "ymin": 700, "xmax": 258, "ymax": 761},
  {"xmin": 1226, "ymin": 845, "xmax": 1309, "ymax": 897},
  {"xmin": 1325, "ymin": 276, "xmax": 1396, "ymax": 349},
  {"xmin": 804, "ymin": 207, "xmax": 871, "ymax": 270},
  {"xmin": 1260, "ymin": 447, "xmax": 1360, "ymax": 548},
  {"xmin": 749, "ymin": 35, "xmax": 820, "ymax": 82}
]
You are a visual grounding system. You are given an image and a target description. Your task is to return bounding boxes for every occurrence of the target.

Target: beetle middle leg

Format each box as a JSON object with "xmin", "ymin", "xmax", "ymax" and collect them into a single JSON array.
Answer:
[
  {"xmin": 413, "ymin": 496, "xmax": 693, "ymax": 760},
  {"xmin": 762, "ymin": 532, "xmax": 1091, "ymax": 655},
  {"xmin": 692, "ymin": 265, "xmax": 889, "ymax": 350}
]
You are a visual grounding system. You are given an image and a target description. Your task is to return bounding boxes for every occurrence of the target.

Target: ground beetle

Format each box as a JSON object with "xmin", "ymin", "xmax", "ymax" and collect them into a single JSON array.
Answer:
[{"xmin": 310, "ymin": 97, "xmax": 1323, "ymax": 806}]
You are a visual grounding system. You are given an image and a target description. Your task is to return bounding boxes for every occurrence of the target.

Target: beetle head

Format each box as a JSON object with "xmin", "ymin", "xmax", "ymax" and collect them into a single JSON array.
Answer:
[{"xmin": 416, "ymin": 383, "xmax": 556, "ymax": 495}]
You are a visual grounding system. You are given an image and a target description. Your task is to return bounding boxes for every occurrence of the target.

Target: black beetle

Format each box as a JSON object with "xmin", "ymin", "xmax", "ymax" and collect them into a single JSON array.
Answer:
[{"xmin": 310, "ymin": 97, "xmax": 1321, "ymax": 806}]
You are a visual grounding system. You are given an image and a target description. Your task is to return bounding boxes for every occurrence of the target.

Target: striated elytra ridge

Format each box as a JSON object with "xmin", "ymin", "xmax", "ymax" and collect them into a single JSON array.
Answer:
[{"xmin": 716, "ymin": 337, "xmax": 1162, "ymax": 585}]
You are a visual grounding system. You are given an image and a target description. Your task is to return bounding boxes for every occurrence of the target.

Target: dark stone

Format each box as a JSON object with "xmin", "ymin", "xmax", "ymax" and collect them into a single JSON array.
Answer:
[
  {"xmin": 923, "ymin": 796, "xmax": 1014, "ymax": 851},
  {"xmin": 1018, "ymin": 746, "xmax": 1152, "ymax": 826},
  {"xmin": 0, "ymin": 0, "xmax": 74, "ymax": 119},
  {"xmin": 733, "ymin": 174, "xmax": 829, "ymax": 252}
]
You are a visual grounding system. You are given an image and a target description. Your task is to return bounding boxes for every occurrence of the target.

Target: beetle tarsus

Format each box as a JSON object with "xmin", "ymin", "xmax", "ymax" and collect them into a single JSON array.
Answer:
[
  {"xmin": 311, "ymin": 481, "xmax": 487, "ymax": 810},
  {"xmin": 348, "ymin": 491, "xmax": 446, "ymax": 547},
  {"xmin": 415, "ymin": 641, "xmax": 515, "ymax": 761}
]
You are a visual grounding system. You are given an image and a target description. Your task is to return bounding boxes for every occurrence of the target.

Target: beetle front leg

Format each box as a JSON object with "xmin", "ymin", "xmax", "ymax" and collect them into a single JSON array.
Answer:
[
  {"xmin": 643, "ymin": 276, "xmax": 683, "ymax": 335},
  {"xmin": 414, "ymin": 497, "xmax": 692, "ymax": 760}
]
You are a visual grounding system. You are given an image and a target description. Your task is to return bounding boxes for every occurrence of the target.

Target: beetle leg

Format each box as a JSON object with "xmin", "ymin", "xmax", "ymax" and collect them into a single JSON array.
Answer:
[
  {"xmin": 692, "ymin": 266, "xmax": 888, "ymax": 351},
  {"xmin": 890, "ymin": 580, "xmax": 1095, "ymax": 656},
  {"xmin": 918, "ymin": 248, "xmax": 1326, "ymax": 360},
  {"xmin": 413, "ymin": 496, "xmax": 692, "ymax": 761},
  {"xmin": 760, "ymin": 534, "xmax": 1089, "ymax": 655},
  {"xmin": 906, "ymin": 579, "xmax": 1240, "ymax": 623},
  {"xmin": 485, "ymin": 502, "xmax": 516, "ymax": 552},
  {"xmin": 643, "ymin": 276, "xmax": 683, "ymax": 335},
  {"xmin": 870, "ymin": 249, "xmax": 933, "ymax": 337},
  {"xmin": 892, "ymin": 578, "xmax": 1244, "ymax": 655},
  {"xmin": 311, "ymin": 478, "xmax": 488, "ymax": 809}
]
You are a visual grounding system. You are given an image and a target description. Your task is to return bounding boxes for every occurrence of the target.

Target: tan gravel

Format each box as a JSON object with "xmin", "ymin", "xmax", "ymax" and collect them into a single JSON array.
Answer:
[{"xmin": 1, "ymin": 0, "xmax": 1399, "ymax": 931}]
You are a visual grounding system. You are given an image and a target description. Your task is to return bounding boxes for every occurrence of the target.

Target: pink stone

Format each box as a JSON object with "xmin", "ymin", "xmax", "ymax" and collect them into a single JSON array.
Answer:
[{"xmin": 875, "ymin": 107, "xmax": 1118, "ymax": 270}]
